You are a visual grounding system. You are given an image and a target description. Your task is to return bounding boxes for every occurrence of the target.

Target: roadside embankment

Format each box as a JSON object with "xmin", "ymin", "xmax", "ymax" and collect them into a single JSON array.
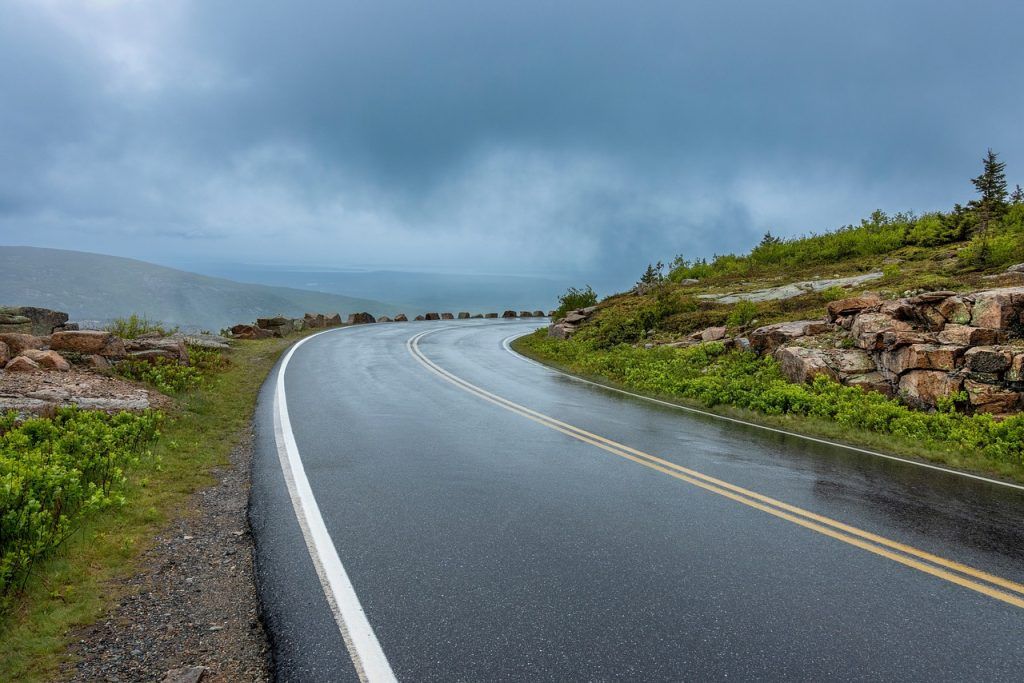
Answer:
[{"xmin": 0, "ymin": 326, "xmax": 309, "ymax": 681}]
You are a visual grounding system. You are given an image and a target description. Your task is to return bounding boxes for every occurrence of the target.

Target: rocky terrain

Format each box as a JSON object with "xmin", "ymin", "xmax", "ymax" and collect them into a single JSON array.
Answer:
[
  {"xmin": 551, "ymin": 285, "xmax": 1024, "ymax": 417},
  {"xmin": 0, "ymin": 308, "xmax": 196, "ymax": 416}
]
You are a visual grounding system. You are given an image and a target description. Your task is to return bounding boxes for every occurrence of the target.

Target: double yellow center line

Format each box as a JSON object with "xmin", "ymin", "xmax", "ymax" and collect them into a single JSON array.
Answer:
[{"xmin": 408, "ymin": 328, "xmax": 1024, "ymax": 610}]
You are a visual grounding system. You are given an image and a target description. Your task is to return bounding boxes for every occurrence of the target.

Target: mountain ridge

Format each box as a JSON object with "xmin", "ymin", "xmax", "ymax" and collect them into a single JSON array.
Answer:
[{"xmin": 0, "ymin": 246, "xmax": 397, "ymax": 330}]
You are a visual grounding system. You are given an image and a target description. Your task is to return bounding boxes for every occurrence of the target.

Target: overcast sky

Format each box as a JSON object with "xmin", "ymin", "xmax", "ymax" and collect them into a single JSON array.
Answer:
[{"xmin": 1, "ymin": 1, "xmax": 1022, "ymax": 288}]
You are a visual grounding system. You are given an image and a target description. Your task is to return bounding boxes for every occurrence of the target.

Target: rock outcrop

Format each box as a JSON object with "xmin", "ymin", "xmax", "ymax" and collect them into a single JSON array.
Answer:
[
  {"xmin": 50, "ymin": 330, "xmax": 126, "ymax": 358},
  {"xmin": 0, "ymin": 333, "xmax": 46, "ymax": 356},
  {"xmin": 230, "ymin": 324, "xmax": 273, "ymax": 340},
  {"xmin": 0, "ymin": 306, "xmax": 71, "ymax": 335},
  {"xmin": 347, "ymin": 312, "xmax": 376, "ymax": 325},
  {"xmin": 772, "ymin": 287, "xmax": 1024, "ymax": 414},
  {"xmin": 124, "ymin": 337, "xmax": 190, "ymax": 363},
  {"xmin": 749, "ymin": 321, "xmax": 832, "ymax": 354},
  {"xmin": 547, "ymin": 306, "xmax": 598, "ymax": 340},
  {"xmin": 551, "ymin": 285, "xmax": 1024, "ymax": 416},
  {"xmin": 502, "ymin": 311, "xmax": 517, "ymax": 318},
  {"xmin": 394, "ymin": 314, "xmax": 408, "ymax": 322},
  {"xmin": 257, "ymin": 316, "xmax": 295, "ymax": 336}
]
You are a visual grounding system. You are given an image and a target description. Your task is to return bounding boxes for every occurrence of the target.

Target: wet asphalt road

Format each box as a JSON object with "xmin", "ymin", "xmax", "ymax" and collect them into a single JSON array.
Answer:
[{"xmin": 250, "ymin": 319, "xmax": 1024, "ymax": 681}]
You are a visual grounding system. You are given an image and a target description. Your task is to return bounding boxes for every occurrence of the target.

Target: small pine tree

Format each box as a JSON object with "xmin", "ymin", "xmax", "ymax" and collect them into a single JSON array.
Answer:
[
  {"xmin": 759, "ymin": 231, "xmax": 782, "ymax": 247},
  {"xmin": 974, "ymin": 237, "xmax": 992, "ymax": 268},
  {"xmin": 638, "ymin": 261, "xmax": 665, "ymax": 286},
  {"xmin": 970, "ymin": 149, "xmax": 1008, "ymax": 228},
  {"xmin": 1011, "ymin": 184, "xmax": 1024, "ymax": 205}
]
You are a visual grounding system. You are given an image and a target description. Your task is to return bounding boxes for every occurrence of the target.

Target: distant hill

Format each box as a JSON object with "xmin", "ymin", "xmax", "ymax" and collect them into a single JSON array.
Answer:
[
  {"xmin": 0, "ymin": 247, "xmax": 398, "ymax": 331},
  {"xmin": 193, "ymin": 264, "xmax": 570, "ymax": 315}
]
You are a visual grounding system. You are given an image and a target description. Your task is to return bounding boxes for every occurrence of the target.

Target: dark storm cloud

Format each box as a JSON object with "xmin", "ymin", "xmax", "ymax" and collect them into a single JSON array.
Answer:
[{"xmin": 1, "ymin": 0, "xmax": 1023, "ymax": 289}]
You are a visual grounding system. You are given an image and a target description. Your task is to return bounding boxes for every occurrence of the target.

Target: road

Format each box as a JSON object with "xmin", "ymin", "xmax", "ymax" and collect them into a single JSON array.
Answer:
[{"xmin": 250, "ymin": 319, "xmax": 1024, "ymax": 681}]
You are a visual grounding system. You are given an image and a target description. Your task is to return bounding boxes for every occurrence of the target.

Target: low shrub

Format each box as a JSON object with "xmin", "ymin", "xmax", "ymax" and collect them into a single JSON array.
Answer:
[
  {"xmin": 0, "ymin": 408, "xmax": 162, "ymax": 607},
  {"xmin": 726, "ymin": 300, "xmax": 758, "ymax": 328},
  {"xmin": 106, "ymin": 314, "xmax": 175, "ymax": 339},
  {"xmin": 114, "ymin": 358, "xmax": 204, "ymax": 395},
  {"xmin": 554, "ymin": 286, "xmax": 598, "ymax": 319},
  {"xmin": 187, "ymin": 345, "xmax": 231, "ymax": 374},
  {"xmin": 820, "ymin": 286, "xmax": 848, "ymax": 302}
]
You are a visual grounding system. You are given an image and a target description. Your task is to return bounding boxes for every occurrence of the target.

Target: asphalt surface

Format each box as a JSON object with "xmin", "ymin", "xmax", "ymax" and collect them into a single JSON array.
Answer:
[{"xmin": 250, "ymin": 320, "xmax": 1024, "ymax": 681}]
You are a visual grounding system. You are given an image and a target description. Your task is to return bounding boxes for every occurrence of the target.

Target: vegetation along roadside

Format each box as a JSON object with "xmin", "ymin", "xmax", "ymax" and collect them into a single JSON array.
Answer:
[{"xmin": 0, "ymin": 323, "xmax": 308, "ymax": 681}]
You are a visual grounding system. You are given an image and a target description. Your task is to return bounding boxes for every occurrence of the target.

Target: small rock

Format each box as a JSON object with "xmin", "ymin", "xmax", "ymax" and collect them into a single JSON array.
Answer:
[
  {"xmin": 700, "ymin": 326, "xmax": 727, "ymax": 342},
  {"xmin": 21, "ymin": 349, "xmax": 71, "ymax": 371},
  {"xmin": 4, "ymin": 355, "xmax": 40, "ymax": 372},
  {"xmin": 346, "ymin": 312, "xmax": 376, "ymax": 325},
  {"xmin": 161, "ymin": 666, "xmax": 209, "ymax": 683}
]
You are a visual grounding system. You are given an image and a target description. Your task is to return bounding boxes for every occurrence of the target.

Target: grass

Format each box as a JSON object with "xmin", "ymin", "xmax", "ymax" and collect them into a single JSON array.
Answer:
[
  {"xmin": 0, "ymin": 333, "xmax": 303, "ymax": 681},
  {"xmin": 513, "ymin": 331, "xmax": 1024, "ymax": 485},
  {"xmin": 105, "ymin": 313, "xmax": 175, "ymax": 339}
]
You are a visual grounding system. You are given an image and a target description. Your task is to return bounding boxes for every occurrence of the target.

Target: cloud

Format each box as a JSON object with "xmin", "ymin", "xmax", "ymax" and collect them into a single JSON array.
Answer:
[{"xmin": 1, "ymin": 0, "xmax": 1023, "ymax": 289}]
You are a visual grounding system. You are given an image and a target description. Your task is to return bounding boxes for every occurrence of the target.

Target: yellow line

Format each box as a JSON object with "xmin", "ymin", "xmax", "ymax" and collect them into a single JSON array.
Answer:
[{"xmin": 408, "ymin": 330, "xmax": 1024, "ymax": 610}]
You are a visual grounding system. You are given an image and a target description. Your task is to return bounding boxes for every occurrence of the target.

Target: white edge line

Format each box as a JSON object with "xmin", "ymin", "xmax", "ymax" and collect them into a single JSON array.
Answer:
[
  {"xmin": 498, "ymin": 330, "xmax": 1024, "ymax": 492},
  {"xmin": 273, "ymin": 327, "xmax": 398, "ymax": 683}
]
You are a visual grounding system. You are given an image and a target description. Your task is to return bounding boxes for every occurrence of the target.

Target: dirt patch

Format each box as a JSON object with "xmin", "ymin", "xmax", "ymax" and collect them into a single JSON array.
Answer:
[
  {"xmin": 60, "ymin": 430, "xmax": 271, "ymax": 682},
  {"xmin": 0, "ymin": 368, "xmax": 173, "ymax": 416}
]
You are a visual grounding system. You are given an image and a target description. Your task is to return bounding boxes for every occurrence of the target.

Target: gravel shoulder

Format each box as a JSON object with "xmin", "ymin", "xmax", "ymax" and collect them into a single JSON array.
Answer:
[{"xmin": 60, "ymin": 429, "xmax": 271, "ymax": 682}]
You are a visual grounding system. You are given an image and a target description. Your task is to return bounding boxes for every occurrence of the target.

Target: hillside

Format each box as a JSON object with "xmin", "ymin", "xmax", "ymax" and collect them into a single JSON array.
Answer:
[
  {"xmin": 0, "ymin": 247, "xmax": 397, "ymax": 330},
  {"xmin": 517, "ymin": 152, "xmax": 1024, "ymax": 482},
  {"xmin": 555, "ymin": 152, "xmax": 1024, "ymax": 347}
]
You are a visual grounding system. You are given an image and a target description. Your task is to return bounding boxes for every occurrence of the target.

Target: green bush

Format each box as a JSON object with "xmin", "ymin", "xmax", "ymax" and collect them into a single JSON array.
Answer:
[
  {"xmin": 114, "ymin": 357, "xmax": 204, "ymax": 395},
  {"xmin": 726, "ymin": 300, "xmax": 758, "ymax": 328},
  {"xmin": 820, "ymin": 286, "xmax": 848, "ymax": 302},
  {"xmin": 106, "ymin": 314, "xmax": 175, "ymax": 339},
  {"xmin": 0, "ymin": 408, "xmax": 162, "ymax": 606},
  {"xmin": 186, "ymin": 345, "xmax": 231, "ymax": 374},
  {"xmin": 906, "ymin": 212, "xmax": 962, "ymax": 246},
  {"xmin": 554, "ymin": 285, "xmax": 598, "ymax": 319},
  {"xmin": 957, "ymin": 232, "xmax": 1022, "ymax": 270},
  {"xmin": 517, "ymin": 330, "xmax": 1024, "ymax": 468}
]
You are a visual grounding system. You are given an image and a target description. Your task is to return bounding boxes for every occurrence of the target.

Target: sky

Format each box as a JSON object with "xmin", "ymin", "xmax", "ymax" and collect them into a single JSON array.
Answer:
[{"xmin": 1, "ymin": 0, "xmax": 1023, "ymax": 291}]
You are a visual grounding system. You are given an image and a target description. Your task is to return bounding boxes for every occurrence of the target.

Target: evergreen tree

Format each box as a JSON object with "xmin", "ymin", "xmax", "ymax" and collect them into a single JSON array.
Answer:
[
  {"xmin": 759, "ymin": 231, "xmax": 782, "ymax": 247},
  {"xmin": 1011, "ymin": 184, "xmax": 1024, "ymax": 205},
  {"xmin": 638, "ymin": 261, "xmax": 665, "ymax": 286},
  {"xmin": 970, "ymin": 149, "xmax": 1008, "ymax": 227}
]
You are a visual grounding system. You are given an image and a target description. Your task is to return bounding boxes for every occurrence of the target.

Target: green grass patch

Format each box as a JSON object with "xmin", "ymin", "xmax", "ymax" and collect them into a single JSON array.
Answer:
[
  {"xmin": 0, "ymin": 334, "xmax": 302, "ymax": 681},
  {"xmin": 514, "ymin": 330, "xmax": 1024, "ymax": 483},
  {"xmin": 105, "ymin": 314, "xmax": 176, "ymax": 339}
]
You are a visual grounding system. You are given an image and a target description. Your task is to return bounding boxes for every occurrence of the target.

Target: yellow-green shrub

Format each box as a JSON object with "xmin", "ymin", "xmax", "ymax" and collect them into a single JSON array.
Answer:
[{"xmin": 0, "ymin": 408, "xmax": 162, "ymax": 608}]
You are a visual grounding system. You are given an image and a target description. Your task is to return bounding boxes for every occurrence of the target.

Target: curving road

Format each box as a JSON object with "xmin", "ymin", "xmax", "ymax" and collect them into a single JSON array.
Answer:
[{"xmin": 250, "ymin": 320, "xmax": 1024, "ymax": 681}]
